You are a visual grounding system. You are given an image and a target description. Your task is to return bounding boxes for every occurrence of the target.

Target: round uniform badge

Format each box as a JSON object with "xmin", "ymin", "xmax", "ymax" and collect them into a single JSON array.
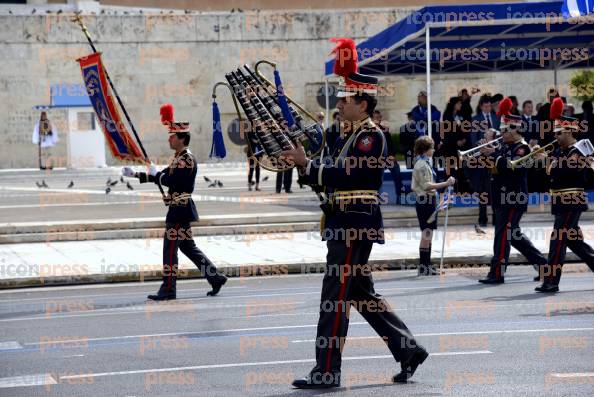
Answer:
[{"xmin": 357, "ymin": 135, "xmax": 374, "ymax": 152}]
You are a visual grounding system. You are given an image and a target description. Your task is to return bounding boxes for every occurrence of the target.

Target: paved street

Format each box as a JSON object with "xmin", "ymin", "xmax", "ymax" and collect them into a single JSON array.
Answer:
[
  {"xmin": 0, "ymin": 266, "xmax": 593, "ymax": 396},
  {"xmin": 0, "ymin": 164, "xmax": 320, "ymax": 224}
]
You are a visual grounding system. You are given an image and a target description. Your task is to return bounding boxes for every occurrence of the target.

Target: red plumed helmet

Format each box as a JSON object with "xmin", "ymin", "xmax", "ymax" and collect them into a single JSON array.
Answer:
[
  {"xmin": 160, "ymin": 103, "xmax": 174, "ymax": 125},
  {"xmin": 330, "ymin": 37, "xmax": 358, "ymax": 78},
  {"xmin": 497, "ymin": 97, "xmax": 513, "ymax": 117},
  {"xmin": 550, "ymin": 97, "xmax": 564, "ymax": 120}
]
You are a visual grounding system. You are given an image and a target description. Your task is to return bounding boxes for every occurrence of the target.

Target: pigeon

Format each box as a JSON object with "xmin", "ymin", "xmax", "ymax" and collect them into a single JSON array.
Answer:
[
  {"xmin": 41, "ymin": 180, "xmax": 48, "ymax": 188},
  {"xmin": 31, "ymin": 8, "xmax": 36, "ymax": 14},
  {"xmin": 106, "ymin": 178, "xmax": 112, "ymax": 186},
  {"xmin": 67, "ymin": 181, "xmax": 74, "ymax": 188},
  {"xmin": 262, "ymin": 176, "xmax": 269, "ymax": 182},
  {"xmin": 126, "ymin": 182, "xmax": 134, "ymax": 190},
  {"xmin": 35, "ymin": 181, "xmax": 42, "ymax": 188},
  {"xmin": 474, "ymin": 224, "xmax": 487, "ymax": 235},
  {"xmin": 208, "ymin": 182, "xmax": 217, "ymax": 188},
  {"xmin": 217, "ymin": 180, "xmax": 224, "ymax": 188},
  {"xmin": 105, "ymin": 187, "xmax": 111, "ymax": 195},
  {"xmin": 120, "ymin": 176, "xmax": 124, "ymax": 183},
  {"xmin": 109, "ymin": 180, "xmax": 118, "ymax": 186},
  {"xmin": 203, "ymin": 176, "xmax": 212, "ymax": 182}
]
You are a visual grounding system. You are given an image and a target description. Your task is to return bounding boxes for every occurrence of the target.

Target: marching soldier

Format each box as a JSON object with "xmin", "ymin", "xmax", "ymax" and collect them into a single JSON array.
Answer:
[
  {"xmin": 535, "ymin": 98, "xmax": 594, "ymax": 292},
  {"xmin": 122, "ymin": 104, "xmax": 227, "ymax": 300},
  {"xmin": 478, "ymin": 98, "xmax": 546, "ymax": 284},
  {"xmin": 282, "ymin": 38, "xmax": 428, "ymax": 389}
]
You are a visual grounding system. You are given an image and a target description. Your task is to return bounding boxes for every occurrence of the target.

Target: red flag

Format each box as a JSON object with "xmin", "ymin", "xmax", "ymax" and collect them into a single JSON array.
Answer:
[{"xmin": 77, "ymin": 53, "xmax": 146, "ymax": 163}]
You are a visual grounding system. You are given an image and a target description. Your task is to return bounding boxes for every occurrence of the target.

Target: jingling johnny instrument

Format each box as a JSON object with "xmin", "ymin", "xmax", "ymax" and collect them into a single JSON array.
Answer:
[{"xmin": 212, "ymin": 60, "xmax": 325, "ymax": 172}]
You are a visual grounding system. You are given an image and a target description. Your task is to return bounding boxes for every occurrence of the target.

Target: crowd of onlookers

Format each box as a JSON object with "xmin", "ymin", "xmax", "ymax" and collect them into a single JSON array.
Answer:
[{"xmin": 246, "ymin": 87, "xmax": 594, "ymax": 214}]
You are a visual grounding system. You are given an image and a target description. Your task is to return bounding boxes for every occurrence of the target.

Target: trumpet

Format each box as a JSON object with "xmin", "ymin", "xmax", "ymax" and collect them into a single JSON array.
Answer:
[
  {"xmin": 509, "ymin": 141, "xmax": 556, "ymax": 169},
  {"xmin": 458, "ymin": 136, "xmax": 502, "ymax": 159}
]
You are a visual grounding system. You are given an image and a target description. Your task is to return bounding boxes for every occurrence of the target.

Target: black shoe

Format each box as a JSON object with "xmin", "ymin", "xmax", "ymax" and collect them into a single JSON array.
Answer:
[
  {"xmin": 147, "ymin": 293, "xmax": 176, "ymax": 301},
  {"xmin": 394, "ymin": 349, "xmax": 429, "ymax": 383},
  {"xmin": 478, "ymin": 277, "xmax": 504, "ymax": 284},
  {"xmin": 285, "ymin": 189, "xmax": 293, "ymax": 194},
  {"xmin": 292, "ymin": 373, "xmax": 340, "ymax": 389},
  {"xmin": 535, "ymin": 284, "xmax": 559, "ymax": 293},
  {"xmin": 207, "ymin": 275, "xmax": 227, "ymax": 296},
  {"xmin": 417, "ymin": 264, "xmax": 427, "ymax": 276}
]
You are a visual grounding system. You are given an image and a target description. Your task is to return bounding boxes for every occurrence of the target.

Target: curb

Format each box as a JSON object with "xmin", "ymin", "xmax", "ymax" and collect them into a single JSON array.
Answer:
[
  {"xmin": 0, "ymin": 252, "xmax": 584, "ymax": 289},
  {"xmin": 3, "ymin": 209, "xmax": 594, "ymax": 244}
]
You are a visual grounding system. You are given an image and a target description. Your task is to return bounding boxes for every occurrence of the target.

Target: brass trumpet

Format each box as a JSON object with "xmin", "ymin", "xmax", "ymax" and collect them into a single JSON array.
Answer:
[
  {"xmin": 509, "ymin": 141, "xmax": 556, "ymax": 169},
  {"xmin": 458, "ymin": 136, "xmax": 502, "ymax": 159}
]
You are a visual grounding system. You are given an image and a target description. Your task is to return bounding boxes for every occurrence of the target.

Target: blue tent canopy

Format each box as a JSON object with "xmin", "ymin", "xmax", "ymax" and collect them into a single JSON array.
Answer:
[{"xmin": 324, "ymin": 1, "xmax": 594, "ymax": 76}]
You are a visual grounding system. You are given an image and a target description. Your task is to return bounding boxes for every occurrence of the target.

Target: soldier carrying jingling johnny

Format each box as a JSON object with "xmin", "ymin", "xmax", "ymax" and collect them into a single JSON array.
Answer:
[
  {"xmin": 122, "ymin": 104, "xmax": 227, "ymax": 301},
  {"xmin": 282, "ymin": 38, "xmax": 428, "ymax": 389}
]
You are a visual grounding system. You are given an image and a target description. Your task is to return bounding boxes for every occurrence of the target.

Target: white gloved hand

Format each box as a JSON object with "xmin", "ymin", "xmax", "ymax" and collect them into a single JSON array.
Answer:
[
  {"xmin": 122, "ymin": 166, "xmax": 135, "ymax": 177},
  {"xmin": 149, "ymin": 163, "xmax": 158, "ymax": 177}
]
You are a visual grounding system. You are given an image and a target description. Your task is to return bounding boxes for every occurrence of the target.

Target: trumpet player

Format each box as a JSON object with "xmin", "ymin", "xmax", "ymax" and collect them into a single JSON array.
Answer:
[
  {"xmin": 478, "ymin": 98, "xmax": 547, "ymax": 284},
  {"xmin": 535, "ymin": 98, "xmax": 594, "ymax": 293}
]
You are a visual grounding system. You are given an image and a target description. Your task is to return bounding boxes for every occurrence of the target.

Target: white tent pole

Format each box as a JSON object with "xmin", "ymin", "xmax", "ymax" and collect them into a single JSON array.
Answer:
[
  {"xmin": 425, "ymin": 26, "xmax": 432, "ymax": 137},
  {"xmin": 324, "ymin": 78, "xmax": 330, "ymax": 129},
  {"xmin": 553, "ymin": 60, "xmax": 558, "ymax": 92}
]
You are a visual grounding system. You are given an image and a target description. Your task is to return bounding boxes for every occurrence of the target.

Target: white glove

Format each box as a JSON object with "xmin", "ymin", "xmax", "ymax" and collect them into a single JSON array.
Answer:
[
  {"xmin": 122, "ymin": 167, "xmax": 135, "ymax": 178},
  {"xmin": 148, "ymin": 163, "xmax": 158, "ymax": 177}
]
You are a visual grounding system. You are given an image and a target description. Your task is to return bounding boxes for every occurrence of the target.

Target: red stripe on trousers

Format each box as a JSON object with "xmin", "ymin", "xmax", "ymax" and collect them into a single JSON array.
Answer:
[
  {"xmin": 549, "ymin": 213, "xmax": 572, "ymax": 283},
  {"xmin": 324, "ymin": 244, "xmax": 354, "ymax": 374},
  {"xmin": 167, "ymin": 223, "xmax": 179, "ymax": 292},
  {"xmin": 496, "ymin": 209, "xmax": 515, "ymax": 279}
]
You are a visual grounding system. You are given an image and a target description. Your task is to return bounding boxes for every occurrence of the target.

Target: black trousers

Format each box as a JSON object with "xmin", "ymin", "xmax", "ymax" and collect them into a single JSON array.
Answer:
[
  {"xmin": 542, "ymin": 211, "xmax": 594, "ymax": 286},
  {"xmin": 248, "ymin": 157, "xmax": 260, "ymax": 184},
  {"xmin": 487, "ymin": 207, "xmax": 547, "ymax": 279},
  {"xmin": 311, "ymin": 240, "xmax": 424, "ymax": 376},
  {"xmin": 275, "ymin": 168, "xmax": 293, "ymax": 193},
  {"xmin": 159, "ymin": 222, "xmax": 221, "ymax": 295}
]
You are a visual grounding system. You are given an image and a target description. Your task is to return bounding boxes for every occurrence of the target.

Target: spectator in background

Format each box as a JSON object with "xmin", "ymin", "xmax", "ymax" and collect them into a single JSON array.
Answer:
[
  {"xmin": 537, "ymin": 88, "xmax": 560, "ymax": 145},
  {"xmin": 490, "ymin": 93, "xmax": 504, "ymax": 115},
  {"xmin": 509, "ymin": 96, "xmax": 520, "ymax": 116},
  {"xmin": 521, "ymin": 100, "xmax": 539, "ymax": 146},
  {"xmin": 578, "ymin": 101, "xmax": 594, "ymax": 145},
  {"xmin": 373, "ymin": 110, "xmax": 403, "ymax": 203},
  {"xmin": 522, "ymin": 100, "xmax": 548, "ymax": 193},
  {"xmin": 411, "ymin": 90, "xmax": 442, "ymax": 169},
  {"xmin": 469, "ymin": 94, "xmax": 499, "ymax": 230},
  {"xmin": 400, "ymin": 111, "xmax": 416, "ymax": 169},
  {"xmin": 411, "ymin": 90, "xmax": 441, "ymax": 142},
  {"xmin": 459, "ymin": 88, "xmax": 475, "ymax": 120},
  {"xmin": 325, "ymin": 111, "xmax": 341, "ymax": 155},
  {"xmin": 246, "ymin": 135, "xmax": 262, "ymax": 191},
  {"xmin": 442, "ymin": 96, "xmax": 471, "ymax": 193},
  {"xmin": 564, "ymin": 104, "xmax": 575, "ymax": 117}
]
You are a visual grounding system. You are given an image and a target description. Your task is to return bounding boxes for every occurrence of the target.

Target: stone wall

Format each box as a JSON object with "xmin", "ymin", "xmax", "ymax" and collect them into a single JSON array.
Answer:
[{"xmin": 0, "ymin": 7, "xmax": 586, "ymax": 168}]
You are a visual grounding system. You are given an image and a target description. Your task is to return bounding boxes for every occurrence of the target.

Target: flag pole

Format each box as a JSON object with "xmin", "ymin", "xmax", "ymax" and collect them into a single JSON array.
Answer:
[{"xmin": 439, "ymin": 186, "xmax": 452, "ymax": 274}]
